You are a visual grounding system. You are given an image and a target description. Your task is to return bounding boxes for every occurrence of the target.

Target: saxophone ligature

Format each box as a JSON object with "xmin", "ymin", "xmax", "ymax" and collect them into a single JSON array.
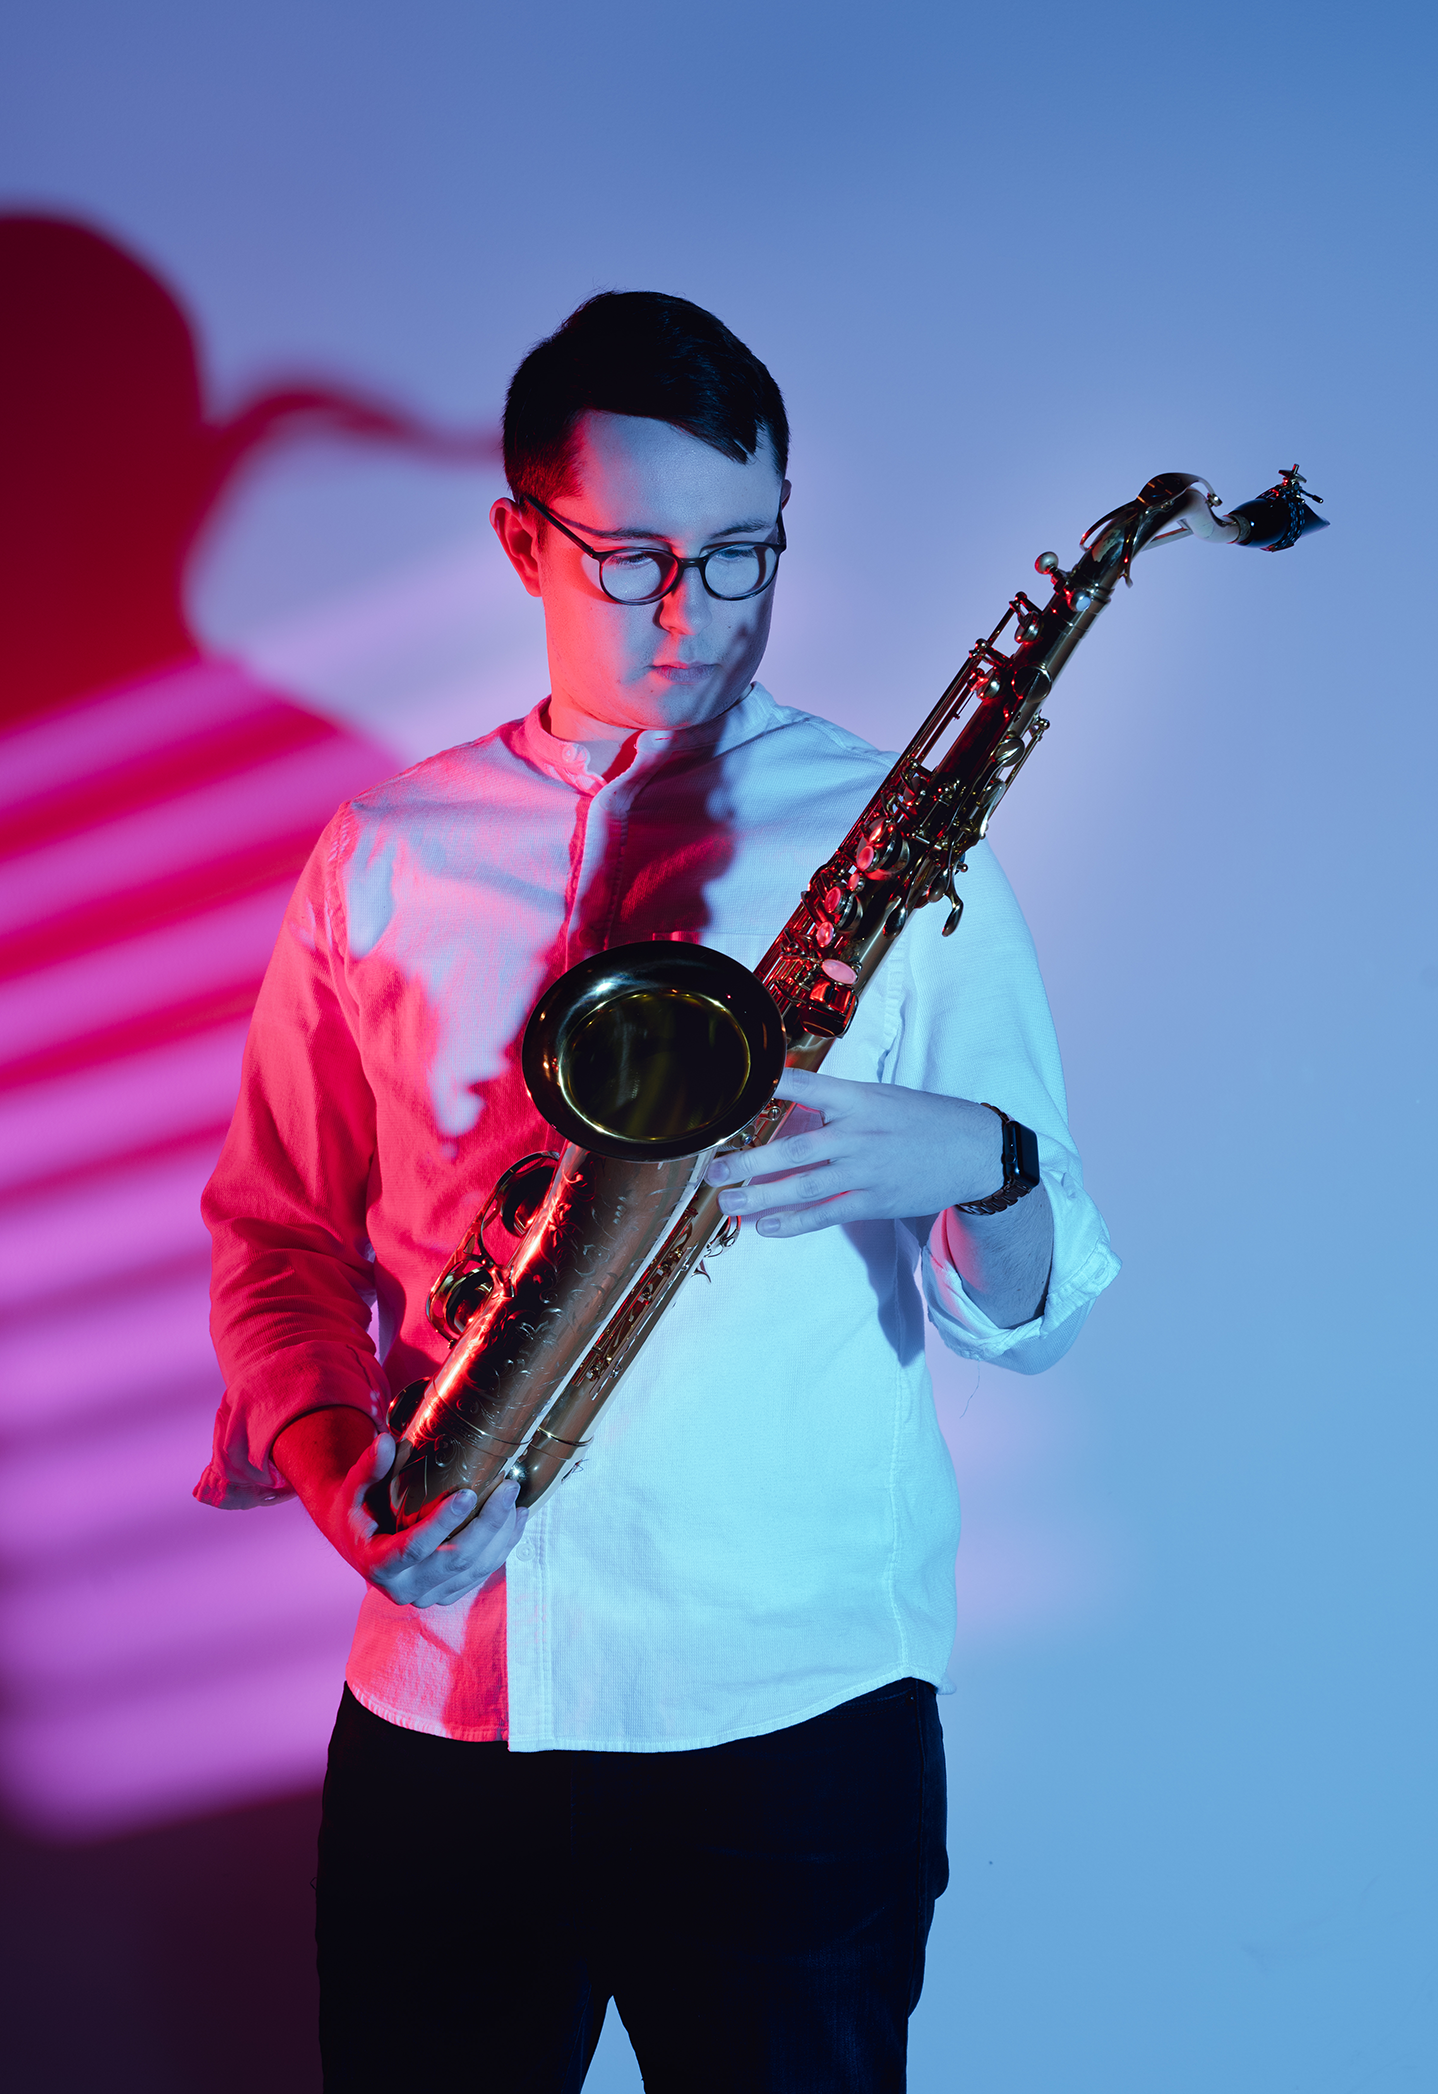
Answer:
[{"xmin": 385, "ymin": 466, "xmax": 1327, "ymax": 1524}]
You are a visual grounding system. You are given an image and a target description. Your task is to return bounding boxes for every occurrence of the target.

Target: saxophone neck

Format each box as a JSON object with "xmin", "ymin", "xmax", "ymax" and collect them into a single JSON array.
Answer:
[{"xmin": 1078, "ymin": 464, "xmax": 1328, "ymax": 586}]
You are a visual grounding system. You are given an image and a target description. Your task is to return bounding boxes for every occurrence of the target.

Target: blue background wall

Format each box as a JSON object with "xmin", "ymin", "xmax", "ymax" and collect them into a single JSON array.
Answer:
[{"xmin": 1, "ymin": 4, "xmax": 1433, "ymax": 2088}]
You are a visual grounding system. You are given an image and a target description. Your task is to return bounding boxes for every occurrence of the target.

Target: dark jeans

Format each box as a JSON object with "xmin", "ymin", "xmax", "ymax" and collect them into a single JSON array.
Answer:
[{"xmin": 317, "ymin": 1678, "xmax": 948, "ymax": 2092}]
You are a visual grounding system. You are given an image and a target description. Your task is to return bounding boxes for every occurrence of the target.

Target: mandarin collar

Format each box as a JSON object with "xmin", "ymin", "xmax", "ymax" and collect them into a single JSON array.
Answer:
[{"xmin": 513, "ymin": 683, "xmax": 781, "ymax": 792}]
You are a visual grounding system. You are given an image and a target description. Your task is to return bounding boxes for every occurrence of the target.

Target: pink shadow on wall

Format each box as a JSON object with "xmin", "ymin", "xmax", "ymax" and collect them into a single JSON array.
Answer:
[{"xmin": 0, "ymin": 216, "xmax": 496, "ymax": 1838}]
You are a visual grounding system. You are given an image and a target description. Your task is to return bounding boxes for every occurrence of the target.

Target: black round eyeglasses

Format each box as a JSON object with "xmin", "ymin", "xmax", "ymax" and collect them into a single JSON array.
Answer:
[{"xmin": 521, "ymin": 493, "xmax": 785, "ymax": 606}]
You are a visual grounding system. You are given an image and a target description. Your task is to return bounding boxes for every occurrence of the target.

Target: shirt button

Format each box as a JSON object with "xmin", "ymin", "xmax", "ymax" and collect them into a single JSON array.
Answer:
[{"xmin": 562, "ymin": 743, "xmax": 580, "ymax": 762}]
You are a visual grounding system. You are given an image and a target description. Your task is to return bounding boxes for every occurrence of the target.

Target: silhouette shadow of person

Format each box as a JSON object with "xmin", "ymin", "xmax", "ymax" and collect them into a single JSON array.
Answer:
[
  {"xmin": 0, "ymin": 213, "xmax": 497, "ymax": 1839},
  {"xmin": 0, "ymin": 211, "xmax": 494, "ymax": 724}
]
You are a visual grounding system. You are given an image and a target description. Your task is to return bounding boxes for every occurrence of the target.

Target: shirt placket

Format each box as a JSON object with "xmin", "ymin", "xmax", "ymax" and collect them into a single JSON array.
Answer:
[{"xmin": 558, "ymin": 731, "xmax": 679, "ymax": 964}]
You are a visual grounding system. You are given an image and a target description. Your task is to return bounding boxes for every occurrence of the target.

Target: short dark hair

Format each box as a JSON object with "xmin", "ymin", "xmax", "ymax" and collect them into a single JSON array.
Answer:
[{"xmin": 502, "ymin": 291, "xmax": 788, "ymax": 507}]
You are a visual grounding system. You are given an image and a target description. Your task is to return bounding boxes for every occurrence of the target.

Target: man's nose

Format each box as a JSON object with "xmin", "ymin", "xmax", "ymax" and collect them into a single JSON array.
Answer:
[{"xmin": 657, "ymin": 565, "xmax": 712, "ymax": 635}]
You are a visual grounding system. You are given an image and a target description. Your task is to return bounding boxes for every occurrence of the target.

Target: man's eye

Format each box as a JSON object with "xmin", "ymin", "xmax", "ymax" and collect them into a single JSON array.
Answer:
[
  {"xmin": 605, "ymin": 552, "xmax": 664, "ymax": 576},
  {"xmin": 598, "ymin": 551, "xmax": 670, "ymax": 603}
]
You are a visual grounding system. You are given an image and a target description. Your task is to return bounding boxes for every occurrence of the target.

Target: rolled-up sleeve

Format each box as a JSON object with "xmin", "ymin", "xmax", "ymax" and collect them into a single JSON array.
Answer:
[
  {"xmin": 195, "ymin": 812, "xmax": 388, "ymax": 1509},
  {"xmin": 886, "ymin": 841, "xmax": 1120, "ymax": 1374}
]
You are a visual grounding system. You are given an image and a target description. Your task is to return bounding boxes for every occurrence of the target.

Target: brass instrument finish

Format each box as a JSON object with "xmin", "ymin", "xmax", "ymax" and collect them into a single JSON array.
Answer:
[{"xmin": 389, "ymin": 467, "xmax": 1326, "ymax": 1522}]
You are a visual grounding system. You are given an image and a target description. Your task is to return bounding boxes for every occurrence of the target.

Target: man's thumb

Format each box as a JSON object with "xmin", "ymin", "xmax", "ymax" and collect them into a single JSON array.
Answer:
[{"xmin": 347, "ymin": 1427, "xmax": 395, "ymax": 1500}]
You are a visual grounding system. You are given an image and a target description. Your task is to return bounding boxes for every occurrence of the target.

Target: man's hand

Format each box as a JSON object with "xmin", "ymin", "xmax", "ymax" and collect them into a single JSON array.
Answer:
[
  {"xmin": 273, "ymin": 1407, "xmax": 527, "ymax": 1609},
  {"xmin": 705, "ymin": 1067, "xmax": 1054, "ymax": 1329},
  {"xmin": 706, "ymin": 1068, "xmax": 1006, "ymax": 1232}
]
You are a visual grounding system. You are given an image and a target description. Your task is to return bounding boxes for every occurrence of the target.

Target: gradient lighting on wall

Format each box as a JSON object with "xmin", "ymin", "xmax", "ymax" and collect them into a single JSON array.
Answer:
[{"xmin": 0, "ymin": 216, "xmax": 492, "ymax": 1837}]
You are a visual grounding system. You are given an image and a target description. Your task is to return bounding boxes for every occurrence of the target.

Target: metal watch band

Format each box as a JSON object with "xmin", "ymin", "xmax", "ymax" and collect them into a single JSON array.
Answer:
[{"xmin": 952, "ymin": 1103, "xmax": 1041, "ymax": 1217}]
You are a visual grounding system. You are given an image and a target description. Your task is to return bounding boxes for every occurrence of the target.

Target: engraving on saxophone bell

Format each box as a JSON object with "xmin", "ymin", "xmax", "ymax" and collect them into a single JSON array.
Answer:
[{"xmin": 393, "ymin": 465, "xmax": 1328, "ymax": 1520}]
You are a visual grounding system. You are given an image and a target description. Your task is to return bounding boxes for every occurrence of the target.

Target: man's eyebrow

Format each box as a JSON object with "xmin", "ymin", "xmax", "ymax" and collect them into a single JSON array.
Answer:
[{"xmin": 574, "ymin": 515, "xmax": 776, "ymax": 542}]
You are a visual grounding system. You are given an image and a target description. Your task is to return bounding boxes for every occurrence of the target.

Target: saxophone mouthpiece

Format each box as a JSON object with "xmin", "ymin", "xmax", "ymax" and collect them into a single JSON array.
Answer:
[{"xmin": 1225, "ymin": 465, "xmax": 1329, "ymax": 550}]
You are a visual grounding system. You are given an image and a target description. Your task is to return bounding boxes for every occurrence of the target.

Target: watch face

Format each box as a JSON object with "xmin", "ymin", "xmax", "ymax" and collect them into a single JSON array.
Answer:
[
  {"xmin": 953, "ymin": 1109, "xmax": 1041, "ymax": 1216},
  {"xmin": 1013, "ymin": 1119, "xmax": 1041, "ymax": 1190}
]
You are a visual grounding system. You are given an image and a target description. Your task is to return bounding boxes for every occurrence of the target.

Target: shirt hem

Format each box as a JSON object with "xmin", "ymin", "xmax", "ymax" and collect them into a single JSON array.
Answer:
[
  {"xmin": 504, "ymin": 1667, "xmax": 947, "ymax": 1755},
  {"xmin": 345, "ymin": 1671, "xmax": 509, "ymax": 1743},
  {"xmin": 346, "ymin": 1664, "xmax": 949, "ymax": 1751}
]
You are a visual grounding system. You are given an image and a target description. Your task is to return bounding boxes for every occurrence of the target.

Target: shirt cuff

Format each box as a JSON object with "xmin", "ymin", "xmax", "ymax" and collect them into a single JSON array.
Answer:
[
  {"xmin": 193, "ymin": 1352, "xmax": 391, "ymax": 1509},
  {"xmin": 923, "ymin": 1192, "xmax": 1121, "ymax": 1366}
]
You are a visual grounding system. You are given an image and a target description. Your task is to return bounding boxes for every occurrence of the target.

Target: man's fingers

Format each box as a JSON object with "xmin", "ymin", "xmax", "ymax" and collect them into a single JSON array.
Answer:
[
  {"xmin": 771, "ymin": 1067, "xmax": 845, "ymax": 1106},
  {"xmin": 391, "ymin": 1481, "xmax": 485, "ymax": 1566},
  {"xmin": 398, "ymin": 1476, "xmax": 526, "ymax": 1563},
  {"xmin": 719, "ymin": 1162, "xmax": 844, "ymax": 1213},
  {"xmin": 754, "ymin": 1191, "xmax": 868, "ymax": 1238},
  {"xmin": 708, "ymin": 1071, "xmax": 887, "ymax": 1187},
  {"xmin": 456, "ymin": 1478, "xmax": 527, "ymax": 1555},
  {"xmin": 709, "ymin": 1130, "xmax": 831, "ymax": 1185},
  {"xmin": 370, "ymin": 1479, "xmax": 527, "ymax": 1606}
]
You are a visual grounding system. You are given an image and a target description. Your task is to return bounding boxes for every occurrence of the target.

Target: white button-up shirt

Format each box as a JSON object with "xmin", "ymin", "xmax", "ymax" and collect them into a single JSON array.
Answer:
[{"xmin": 198, "ymin": 683, "xmax": 1118, "ymax": 1751}]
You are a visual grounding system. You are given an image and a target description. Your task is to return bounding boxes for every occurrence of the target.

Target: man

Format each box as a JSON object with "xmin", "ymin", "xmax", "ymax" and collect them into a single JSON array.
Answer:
[{"xmin": 199, "ymin": 292, "xmax": 1118, "ymax": 2091}]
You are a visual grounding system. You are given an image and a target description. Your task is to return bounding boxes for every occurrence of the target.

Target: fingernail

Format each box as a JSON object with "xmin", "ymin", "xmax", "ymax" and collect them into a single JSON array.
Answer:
[
  {"xmin": 757, "ymin": 1217, "xmax": 779, "ymax": 1236},
  {"xmin": 452, "ymin": 1490, "xmax": 476, "ymax": 1512},
  {"xmin": 707, "ymin": 1159, "xmax": 727, "ymax": 1182}
]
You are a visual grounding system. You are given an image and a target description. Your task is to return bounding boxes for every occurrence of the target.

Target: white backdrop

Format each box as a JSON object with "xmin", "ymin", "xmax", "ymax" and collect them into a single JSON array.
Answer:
[{"xmin": 2, "ymin": 4, "xmax": 1433, "ymax": 2087}]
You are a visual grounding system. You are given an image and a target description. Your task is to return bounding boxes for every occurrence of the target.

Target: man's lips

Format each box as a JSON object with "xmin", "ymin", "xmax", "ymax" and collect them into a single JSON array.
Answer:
[{"xmin": 651, "ymin": 662, "xmax": 719, "ymax": 683}]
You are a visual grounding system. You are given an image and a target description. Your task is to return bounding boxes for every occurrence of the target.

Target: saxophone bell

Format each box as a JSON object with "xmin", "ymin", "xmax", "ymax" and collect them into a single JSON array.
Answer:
[{"xmin": 522, "ymin": 941, "xmax": 787, "ymax": 1160}]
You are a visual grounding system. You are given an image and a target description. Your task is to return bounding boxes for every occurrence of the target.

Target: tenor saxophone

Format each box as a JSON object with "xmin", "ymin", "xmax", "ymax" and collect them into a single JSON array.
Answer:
[{"xmin": 387, "ymin": 467, "xmax": 1326, "ymax": 1523}]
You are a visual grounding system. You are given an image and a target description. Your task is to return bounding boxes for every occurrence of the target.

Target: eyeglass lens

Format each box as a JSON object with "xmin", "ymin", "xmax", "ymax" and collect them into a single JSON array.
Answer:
[{"xmin": 600, "ymin": 543, "xmax": 775, "ymax": 604}]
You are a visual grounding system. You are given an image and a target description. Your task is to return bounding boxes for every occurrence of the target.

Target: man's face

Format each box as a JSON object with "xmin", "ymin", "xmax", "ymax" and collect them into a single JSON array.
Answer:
[{"xmin": 492, "ymin": 410, "xmax": 787, "ymax": 736}]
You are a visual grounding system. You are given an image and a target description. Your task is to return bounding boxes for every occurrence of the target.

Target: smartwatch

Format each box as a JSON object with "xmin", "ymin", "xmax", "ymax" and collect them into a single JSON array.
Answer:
[{"xmin": 953, "ymin": 1104, "xmax": 1041, "ymax": 1217}]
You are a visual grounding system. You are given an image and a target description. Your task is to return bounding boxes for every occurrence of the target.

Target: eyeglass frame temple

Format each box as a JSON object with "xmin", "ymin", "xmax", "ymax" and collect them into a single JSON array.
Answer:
[{"xmin": 518, "ymin": 492, "xmax": 785, "ymax": 603}]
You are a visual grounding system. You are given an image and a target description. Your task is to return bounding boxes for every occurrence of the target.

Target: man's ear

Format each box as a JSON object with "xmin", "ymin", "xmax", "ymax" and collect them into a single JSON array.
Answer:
[
  {"xmin": 491, "ymin": 497, "xmax": 544, "ymax": 598},
  {"xmin": 780, "ymin": 479, "xmax": 791, "ymax": 509}
]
